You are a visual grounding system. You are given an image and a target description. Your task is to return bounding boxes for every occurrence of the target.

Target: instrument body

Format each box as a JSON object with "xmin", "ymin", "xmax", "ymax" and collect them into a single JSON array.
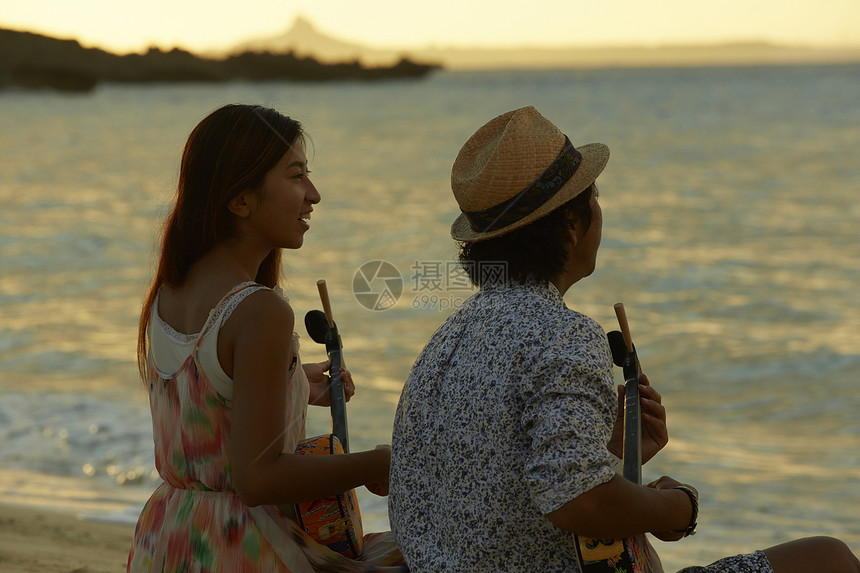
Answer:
[
  {"xmin": 574, "ymin": 534, "xmax": 655, "ymax": 573},
  {"xmin": 295, "ymin": 434, "xmax": 364, "ymax": 557}
]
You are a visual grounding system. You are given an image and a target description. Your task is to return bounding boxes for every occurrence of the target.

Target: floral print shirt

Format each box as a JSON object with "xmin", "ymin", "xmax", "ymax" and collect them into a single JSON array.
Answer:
[{"xmin": 389, "ymin": 279, "xmax": 618, "ymax": 572}]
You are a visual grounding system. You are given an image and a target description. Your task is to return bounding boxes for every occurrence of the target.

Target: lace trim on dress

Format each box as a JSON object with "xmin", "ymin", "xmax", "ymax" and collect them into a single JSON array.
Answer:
[
  {"xmin": 154, "ymin": 281, "xmax": 264, "ymax": 344},
  {"xmin": 209, "ymin": 281, "xmax": 264, "ymax": 332},
  {"xmin": 155, "ymin": 314, "xmax": 196, "ymax": 345}
]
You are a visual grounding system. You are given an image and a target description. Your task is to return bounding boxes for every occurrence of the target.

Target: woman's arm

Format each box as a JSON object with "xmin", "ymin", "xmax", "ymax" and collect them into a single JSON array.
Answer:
[{"xmin": 226, "ymin": 291, "xmax": 389, "ymax": 507}]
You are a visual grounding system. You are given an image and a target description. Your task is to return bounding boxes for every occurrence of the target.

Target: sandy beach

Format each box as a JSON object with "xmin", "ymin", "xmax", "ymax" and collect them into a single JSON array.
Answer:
[{"xmin": 0, "ymin": 502, "xmax": 133, "ymax": 572}]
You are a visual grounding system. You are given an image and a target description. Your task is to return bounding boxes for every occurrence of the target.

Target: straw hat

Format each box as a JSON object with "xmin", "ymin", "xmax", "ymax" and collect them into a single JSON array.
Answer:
[{"xmin": 450, "ymin": 106, "xmax": 609, "ymax": 242}]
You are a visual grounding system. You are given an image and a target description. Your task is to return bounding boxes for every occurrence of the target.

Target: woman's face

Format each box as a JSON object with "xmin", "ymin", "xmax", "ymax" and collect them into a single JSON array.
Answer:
[{"xmin": 248, "ymin": 145, "xmax": 321, "ymax": 250}]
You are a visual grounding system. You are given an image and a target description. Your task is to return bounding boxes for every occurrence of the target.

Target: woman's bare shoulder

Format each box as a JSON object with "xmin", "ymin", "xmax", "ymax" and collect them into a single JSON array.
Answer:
[{"xmin": 228, "ymin": 287, "xmax": 295, "ymax": 337}]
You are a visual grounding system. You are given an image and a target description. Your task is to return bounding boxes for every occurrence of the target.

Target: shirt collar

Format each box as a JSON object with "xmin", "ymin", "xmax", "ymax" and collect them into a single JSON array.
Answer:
[{"xmin": 483, "ymin": 277, "xmax": 566, "ymax": 306}]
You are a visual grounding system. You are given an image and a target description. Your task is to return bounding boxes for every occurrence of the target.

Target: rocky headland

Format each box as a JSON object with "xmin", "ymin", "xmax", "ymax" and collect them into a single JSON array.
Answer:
[{"xmin": 0, "ymin": 28, "xmax": 440, "ymax": 92}]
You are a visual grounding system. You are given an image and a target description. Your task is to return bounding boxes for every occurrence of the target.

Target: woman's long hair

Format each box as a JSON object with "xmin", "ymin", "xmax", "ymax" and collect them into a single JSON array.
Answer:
[{"xmin": 137, "ymin": 104, "xmax": 303, "ymax": 380}]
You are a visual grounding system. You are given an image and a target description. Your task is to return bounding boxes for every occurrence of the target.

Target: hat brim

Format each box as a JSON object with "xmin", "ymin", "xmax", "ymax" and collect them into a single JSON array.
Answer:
[{"xmin": 450, "ymin": 142, "xmax": 609, "ymax": 242}]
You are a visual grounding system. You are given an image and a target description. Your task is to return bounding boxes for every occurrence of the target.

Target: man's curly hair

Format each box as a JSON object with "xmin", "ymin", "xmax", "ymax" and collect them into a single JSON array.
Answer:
[{"xmin": 458, "ymin": 184, "xmax": 596, "ymax": 287}]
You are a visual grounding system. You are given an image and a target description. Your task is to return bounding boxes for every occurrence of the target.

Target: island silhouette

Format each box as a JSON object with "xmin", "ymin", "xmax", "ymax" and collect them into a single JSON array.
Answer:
[{"xmin": 0, "ymin": 23, "xmax": 440, "ymax": 92}]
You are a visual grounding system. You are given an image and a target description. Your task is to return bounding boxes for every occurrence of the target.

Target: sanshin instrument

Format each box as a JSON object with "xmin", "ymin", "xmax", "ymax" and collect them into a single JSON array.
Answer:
[
  {"xmin": 573, "ymin": 303, "xmax": 662, "ymax": 573},
  {"xmin": 294, "ymin": 280, "xmax": 365, "ymax": 558}
]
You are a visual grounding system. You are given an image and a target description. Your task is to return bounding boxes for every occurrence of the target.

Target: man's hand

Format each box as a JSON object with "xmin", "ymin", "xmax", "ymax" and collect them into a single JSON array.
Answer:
[
  {"xmin": 607, "ymin": 373, "xmax": 668, "ymax": 464},
  {"xmin": 646, "ymin": 476, "xmax": 698, "ymax": 542}
]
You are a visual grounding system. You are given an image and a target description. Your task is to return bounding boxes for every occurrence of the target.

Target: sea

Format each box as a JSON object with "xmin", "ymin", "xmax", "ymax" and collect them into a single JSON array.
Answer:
[{"xmin": 1, "ymin": 64, "xmax": 858, "ymax": 569}]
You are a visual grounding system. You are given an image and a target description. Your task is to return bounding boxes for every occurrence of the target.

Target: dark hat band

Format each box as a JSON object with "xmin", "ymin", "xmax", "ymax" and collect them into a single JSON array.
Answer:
[{"xmin": 462, "ymin": 136, "xmax": 582, "ymax": 233}]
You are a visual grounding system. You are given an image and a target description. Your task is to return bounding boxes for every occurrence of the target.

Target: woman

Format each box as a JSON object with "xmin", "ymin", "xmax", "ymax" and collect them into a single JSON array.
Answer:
[{"xmin": 129, "ymin": 104, "xmax": 406, "ymax": 571}]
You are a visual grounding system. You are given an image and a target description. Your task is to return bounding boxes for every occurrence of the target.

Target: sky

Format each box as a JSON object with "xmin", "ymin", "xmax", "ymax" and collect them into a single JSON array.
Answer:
[{"xmin": 2, "ymin": 0, "xmax": 859, "ymax": 55}]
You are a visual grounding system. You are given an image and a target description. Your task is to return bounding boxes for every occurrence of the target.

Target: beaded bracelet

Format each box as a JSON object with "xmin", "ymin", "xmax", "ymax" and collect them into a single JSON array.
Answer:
[{"xmin": 672, "ymin": 485, "xmax": 698, "ymax": 537}]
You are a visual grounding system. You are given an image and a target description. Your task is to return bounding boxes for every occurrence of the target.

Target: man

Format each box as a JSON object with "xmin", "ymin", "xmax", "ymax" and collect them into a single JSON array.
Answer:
[{"xmin": 388, "ymin": 107, "xmax": 859, "ymax": 573}]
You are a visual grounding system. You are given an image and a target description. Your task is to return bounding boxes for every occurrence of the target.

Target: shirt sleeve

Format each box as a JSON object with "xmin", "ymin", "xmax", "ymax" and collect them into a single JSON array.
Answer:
[{"xmin": 520, "ymin": 318, "xmax": 617, "ymax": 515}]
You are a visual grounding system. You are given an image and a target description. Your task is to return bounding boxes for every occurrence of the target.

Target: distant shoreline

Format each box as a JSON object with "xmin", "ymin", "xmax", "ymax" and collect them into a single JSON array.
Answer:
[
  {"xmin": 404, "ymin": 42, "xmax": 860, "ymax": 71},
  {"xmin": 0, "ymin": 28, "xmax": 441, "ymax": 92}
]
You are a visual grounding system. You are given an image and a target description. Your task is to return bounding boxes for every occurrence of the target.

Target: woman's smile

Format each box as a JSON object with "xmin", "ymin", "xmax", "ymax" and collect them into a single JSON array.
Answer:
[{"xmin": 298, "ymin": 209, "xmax": 312, "ymax": 231}]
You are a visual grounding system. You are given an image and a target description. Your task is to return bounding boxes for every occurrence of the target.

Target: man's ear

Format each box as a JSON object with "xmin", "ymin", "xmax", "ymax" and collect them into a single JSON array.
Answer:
[
  {"xmin": 564, "ymin": 222, "xmax": 579, "ymax": 248},
  {"xmin": 228, "ymin": 190, "xmax": 254, "ymax": 218}
]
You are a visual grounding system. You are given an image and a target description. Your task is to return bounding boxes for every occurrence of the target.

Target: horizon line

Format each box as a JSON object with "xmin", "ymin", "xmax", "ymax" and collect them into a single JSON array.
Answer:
[{"xmin": 4, "ymin": 23, "xmax": 860, "ymax": 59}]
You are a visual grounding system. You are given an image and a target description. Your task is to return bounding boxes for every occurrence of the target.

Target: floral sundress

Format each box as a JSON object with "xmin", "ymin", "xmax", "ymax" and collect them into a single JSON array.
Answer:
[{"xmin": 128, "ymin": 283, "xmax": 407, "ymax": 572}]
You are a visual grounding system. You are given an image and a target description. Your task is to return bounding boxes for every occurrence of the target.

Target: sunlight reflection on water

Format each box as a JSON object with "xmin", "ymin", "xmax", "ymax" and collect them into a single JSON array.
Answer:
[{"xmin": 1, "ymin": 66, "xmax": 859, "ymax": 566}]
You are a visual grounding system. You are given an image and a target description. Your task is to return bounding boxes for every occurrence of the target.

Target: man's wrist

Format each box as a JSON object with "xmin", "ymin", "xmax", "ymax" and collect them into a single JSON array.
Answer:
[{"xmin": 672, "ymin": 485, "xmax": 698, "ymax": 537}]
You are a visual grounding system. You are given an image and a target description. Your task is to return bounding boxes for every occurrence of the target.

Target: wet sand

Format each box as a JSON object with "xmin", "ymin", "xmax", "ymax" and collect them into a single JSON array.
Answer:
[{"xmin": 0, "ymin": 502, "xmax": 133, "ymax": 572}]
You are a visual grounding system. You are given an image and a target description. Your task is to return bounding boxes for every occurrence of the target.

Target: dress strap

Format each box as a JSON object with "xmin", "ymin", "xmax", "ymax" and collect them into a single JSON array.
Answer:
[{"xmin": 192, "ymin": 282, "xmax": 263, "ymax": 351}]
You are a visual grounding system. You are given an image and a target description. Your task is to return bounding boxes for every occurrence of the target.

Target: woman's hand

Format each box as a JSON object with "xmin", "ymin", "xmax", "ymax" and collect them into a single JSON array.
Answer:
[
  {"xmin": 607, "ymin": 372, "xmax": 668, "ymax": 464},
  {"xmin": 365, "ymin": 445, "xmax": 391, "ymax": 497},
  {"xmin": 305, "ymin": 359, "xmax": 355, "ymax": 406}
]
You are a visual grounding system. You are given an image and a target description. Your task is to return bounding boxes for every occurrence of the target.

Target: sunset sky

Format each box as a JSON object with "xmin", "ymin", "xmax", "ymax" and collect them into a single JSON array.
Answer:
[{"xmin": 2, "ymin": 0, "xmax": 859, "ymax": 55}]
